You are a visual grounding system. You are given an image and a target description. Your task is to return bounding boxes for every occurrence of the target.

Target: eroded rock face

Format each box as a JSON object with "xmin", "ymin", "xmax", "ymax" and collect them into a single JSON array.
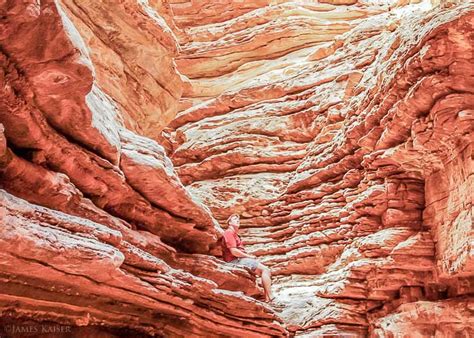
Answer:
[
  {"xmin": 0, "ymin": 0, "xmax": 473, "ymax": 337},
  {"xmin": 164, "ymin": 0, "xmax": 474, "ymax": 336},
  {"xmin": 0, "ymin": 1, "xmax": 285, "ymax": 336},
  {"xmin": 58, "ymin": 0, "xmax": 184, "ymax": 136}
]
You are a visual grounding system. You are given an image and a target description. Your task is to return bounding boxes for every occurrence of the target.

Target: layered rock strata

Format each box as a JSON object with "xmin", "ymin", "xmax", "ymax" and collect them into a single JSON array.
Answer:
[
  {"xmin": 0, "ymin": 0, "xmax": 473, "ymax": 337},
  {"xmin": 0, "ymin": 1, "xmax": 286, "ymax": 336},
  {"xmin": 164, "ymin": 0, "xmax": 474, "ymax": 336}
]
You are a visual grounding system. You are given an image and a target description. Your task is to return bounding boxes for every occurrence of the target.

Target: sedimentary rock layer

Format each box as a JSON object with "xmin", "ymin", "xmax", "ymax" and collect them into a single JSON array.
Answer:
[
  {"xmin": 0, "ymin": 1, "xmax": 286, "ymax": 336},
  {"xmin": 165, "ymin": 0, "xmax": 474, "ymax": 336},
  {"xmin": 0, "ymin": 189, "xmax": 285, "ymax": 337},
  {"xmin": 58, "ymin": 0, "xmax": 184, "ymax": 136},
  {"xmin": 0, "ymin": 0, "xmax": 221, "ymax": 253},
  {"xmin": 0, "ymin": 0, "xmax": 473, "ymax": 337}
]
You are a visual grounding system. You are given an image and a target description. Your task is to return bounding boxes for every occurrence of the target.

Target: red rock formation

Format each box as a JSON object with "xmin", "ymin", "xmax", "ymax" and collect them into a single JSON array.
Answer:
[
  {"xmin": 57, "ymin": 0, "xmax": 185, "ymax": 136},
  {"xmin": 1, "ymin": 0, "xmax": 473, "ymax": 337},
  {"xmin": 164, "ymin": 0, "xmax": 474, "ymax": 336},
  {"xmin": 0, "ymin": 1, "xmax": 285, "ymax": 336}
]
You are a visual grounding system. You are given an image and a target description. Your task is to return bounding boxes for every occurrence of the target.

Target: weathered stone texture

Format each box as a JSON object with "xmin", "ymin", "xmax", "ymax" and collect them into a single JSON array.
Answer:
[
  {"xmin": 0, "ymin": 0, "xmax": 473, "ymax": 337},
  {"xmin": 165, "ymin": 0, "xmax": 474, "ymax": 336},
  {"xmin": 0, "ymin": 1, "xmax": 285, "ymax": 336}
]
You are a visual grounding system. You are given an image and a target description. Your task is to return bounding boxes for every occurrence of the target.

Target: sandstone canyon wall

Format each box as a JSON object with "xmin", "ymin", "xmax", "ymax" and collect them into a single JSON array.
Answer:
[{"xmin": 0, "ymin": 0, "xmax": 473, "ymax": 337}]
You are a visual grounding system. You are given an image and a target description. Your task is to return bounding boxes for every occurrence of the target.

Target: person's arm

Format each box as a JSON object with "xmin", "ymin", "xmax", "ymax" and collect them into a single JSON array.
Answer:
[{"xmin": 229, "ymin": 247, "xmax": 256, "ymax": 259}]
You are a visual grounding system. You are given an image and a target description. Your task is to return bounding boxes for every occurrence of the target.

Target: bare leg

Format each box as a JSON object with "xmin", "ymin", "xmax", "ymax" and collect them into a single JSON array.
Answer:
[{"xmin": 256, "ymin": 263, "xmax": 273, "ymax": 301}]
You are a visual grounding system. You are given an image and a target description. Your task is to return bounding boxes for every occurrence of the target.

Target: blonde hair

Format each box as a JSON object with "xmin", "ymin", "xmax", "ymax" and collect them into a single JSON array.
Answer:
[{"xmin": 227, "ymin": 213, "xmax": 240, "ymax": 225}]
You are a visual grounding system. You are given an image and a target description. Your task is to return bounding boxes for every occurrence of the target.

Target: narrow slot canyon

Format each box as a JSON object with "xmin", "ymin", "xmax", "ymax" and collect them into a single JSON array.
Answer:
[{"xmin": 0, "ymin": 0, "xmax": 473, "ymax": 337}]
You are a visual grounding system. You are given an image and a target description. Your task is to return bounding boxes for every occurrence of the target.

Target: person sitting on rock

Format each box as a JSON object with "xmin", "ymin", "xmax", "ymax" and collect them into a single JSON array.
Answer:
[{"xmin": 221, "ymin": 213, "xmax": 274, "ymax": 302}]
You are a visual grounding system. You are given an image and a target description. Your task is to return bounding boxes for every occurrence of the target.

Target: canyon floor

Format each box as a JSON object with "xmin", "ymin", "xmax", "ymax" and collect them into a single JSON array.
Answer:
[{"xmin": 0, "ymin": 0, "xmax": 473, "ymax": 337}]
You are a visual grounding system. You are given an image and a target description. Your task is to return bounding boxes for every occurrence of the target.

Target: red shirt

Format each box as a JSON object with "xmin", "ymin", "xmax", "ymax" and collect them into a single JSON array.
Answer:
[{"xmin": 221, "ymin": 229, "xmax": 246, "ymax": 262}]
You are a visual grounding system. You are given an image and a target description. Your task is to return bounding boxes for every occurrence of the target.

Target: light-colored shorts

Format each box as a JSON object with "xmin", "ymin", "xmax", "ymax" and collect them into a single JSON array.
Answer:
[{"xmin": 230, "ymin": 258, "xmax": 259, "ymax": 272}]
